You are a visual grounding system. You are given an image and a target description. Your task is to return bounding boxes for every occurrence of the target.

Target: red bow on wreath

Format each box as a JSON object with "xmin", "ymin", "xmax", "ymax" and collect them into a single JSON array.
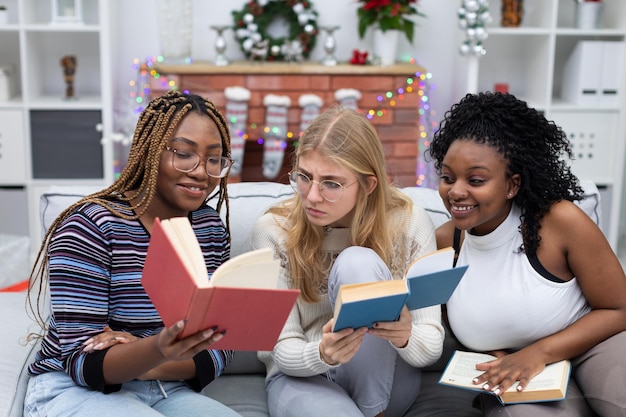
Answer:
[{"xmin": 350, "ymin": 49, "xmax": 368, "ymax": 65}]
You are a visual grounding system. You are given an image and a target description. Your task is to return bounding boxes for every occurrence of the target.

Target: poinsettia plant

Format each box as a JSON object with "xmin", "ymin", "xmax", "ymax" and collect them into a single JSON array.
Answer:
[{"xmin": 356, "ymin": 0, "xmax": 424, "ymax": 43}]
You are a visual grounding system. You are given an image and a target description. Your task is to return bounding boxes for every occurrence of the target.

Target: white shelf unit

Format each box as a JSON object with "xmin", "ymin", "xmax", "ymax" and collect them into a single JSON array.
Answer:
[
  {"xmin": 469, "ymin": 0, "xmax": 626, "ymax": 250},
  {"xmin": 0, "ymin": 0, "xmax": 113, "ymax": 259}
]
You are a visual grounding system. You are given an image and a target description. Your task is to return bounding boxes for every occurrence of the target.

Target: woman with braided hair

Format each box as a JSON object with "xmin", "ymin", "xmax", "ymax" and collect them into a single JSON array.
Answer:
[
  {"xmin": 430, "ymin": 92, "xmax": 626, "ymax": 416},
  {"xmin": 24, "ymin": 90, "xmax": 241, "ymax": 417}
]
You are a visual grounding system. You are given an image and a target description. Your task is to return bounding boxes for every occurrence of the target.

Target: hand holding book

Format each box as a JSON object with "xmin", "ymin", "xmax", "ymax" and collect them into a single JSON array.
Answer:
[
  {"xmin": 332, "ymin": 247, "xmax": 468, "ymax": 331},
  {"xmin": 142, "ymin": 217, "xmax": 300, "ymax": 351},
  {"xmin": 438, "ymin": 350, "xmax": 571, "ymax": 404}
]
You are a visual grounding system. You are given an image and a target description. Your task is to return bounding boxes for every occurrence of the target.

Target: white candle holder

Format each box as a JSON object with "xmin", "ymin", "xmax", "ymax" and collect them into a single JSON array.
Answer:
[
  {"xmin": 51, "ymin": 0, "xmax": 83, "ymax": 25},
  {"xmin": 211, "ymin": 25, "xmax": 231, "ymax": 67}
]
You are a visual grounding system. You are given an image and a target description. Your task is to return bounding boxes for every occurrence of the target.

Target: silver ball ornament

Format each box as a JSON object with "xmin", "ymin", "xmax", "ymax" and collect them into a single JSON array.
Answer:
[{"xmin": 464, "ymin": 0, "xmax": 479, "ymax": 13}]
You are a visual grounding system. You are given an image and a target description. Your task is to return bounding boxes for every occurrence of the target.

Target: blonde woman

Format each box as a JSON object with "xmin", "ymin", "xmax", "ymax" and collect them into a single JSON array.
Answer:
[
  {"xmin": 24, "ymin": 91, "xmax": 241, "ymax": 417},
  {"xmin": 252, "ymin": 106, "xmax": 444, "ymax": 417}
]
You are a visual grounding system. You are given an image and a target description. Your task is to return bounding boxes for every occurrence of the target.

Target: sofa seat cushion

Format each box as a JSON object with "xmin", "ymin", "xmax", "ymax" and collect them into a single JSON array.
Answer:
[{"xmin": 203, "ymin": 374, "xmax": 269, "ymax": 417}]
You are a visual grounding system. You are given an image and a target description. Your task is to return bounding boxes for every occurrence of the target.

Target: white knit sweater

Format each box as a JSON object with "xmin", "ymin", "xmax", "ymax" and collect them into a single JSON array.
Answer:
[{"xmin": 251, "ymin": 202, "xmax": 444, "ymax": 381}]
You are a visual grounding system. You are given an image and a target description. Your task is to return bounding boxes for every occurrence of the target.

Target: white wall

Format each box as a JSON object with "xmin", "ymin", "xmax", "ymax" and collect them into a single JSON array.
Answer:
[{"xmin": 111, "ymin": 0, "xmax": 471, "ymax": 126}]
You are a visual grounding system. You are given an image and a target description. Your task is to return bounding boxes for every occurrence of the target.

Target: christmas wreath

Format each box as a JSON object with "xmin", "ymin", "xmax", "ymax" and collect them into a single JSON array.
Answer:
[{"xmin": 232, "ymin": 0, "xmax": 318, "ymax": 62}]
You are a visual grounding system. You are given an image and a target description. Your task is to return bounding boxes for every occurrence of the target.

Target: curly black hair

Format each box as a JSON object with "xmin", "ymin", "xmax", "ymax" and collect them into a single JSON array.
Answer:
[{"xmin": 427, "ymin": 92, "xmax": 583, "ymax": 254}]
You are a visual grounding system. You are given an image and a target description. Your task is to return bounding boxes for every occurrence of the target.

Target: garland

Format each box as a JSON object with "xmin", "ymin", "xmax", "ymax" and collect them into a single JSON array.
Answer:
[{"xmin": 232, "ymin": 0, "xmax": 318, "ymax": 61}]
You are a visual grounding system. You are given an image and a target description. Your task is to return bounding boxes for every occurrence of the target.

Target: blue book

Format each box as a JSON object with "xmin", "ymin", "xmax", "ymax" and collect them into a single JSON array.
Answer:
[{"xmin": 332, "ymin": 247, "xmax": 468, "ymax": 331}]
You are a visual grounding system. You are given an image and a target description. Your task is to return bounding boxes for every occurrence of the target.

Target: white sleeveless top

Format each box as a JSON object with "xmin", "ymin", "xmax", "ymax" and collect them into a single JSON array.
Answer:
[{"xmin": 447, "ymin": 204, "xmax": 590, "ymax": 352}]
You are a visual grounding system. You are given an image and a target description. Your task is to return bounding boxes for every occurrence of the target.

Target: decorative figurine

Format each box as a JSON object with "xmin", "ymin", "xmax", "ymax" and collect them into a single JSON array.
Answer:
[
  {"xmin": 60, "ymin": 54, "xmax": 77, "ymax": 99},
  {"xmin": 248, "ymin": 40, "xmax": 269, "ymax": 62}
]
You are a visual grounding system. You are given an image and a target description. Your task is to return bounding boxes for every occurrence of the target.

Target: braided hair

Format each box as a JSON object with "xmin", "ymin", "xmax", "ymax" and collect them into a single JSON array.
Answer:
[
  {"xmin": 428, "ymin": 92, "xmax": 583, "ymax": 254},
  {"xmin": 27, "ymin": 90, "xmax": 232, "ymax": 334}
]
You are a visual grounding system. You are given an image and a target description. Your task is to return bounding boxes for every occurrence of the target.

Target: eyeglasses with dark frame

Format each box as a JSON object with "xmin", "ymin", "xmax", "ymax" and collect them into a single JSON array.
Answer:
[
  {"xmin": 165, "ymin": 145, "xmax": 233, "ymax": 179},
  {"xmin": 289, "ymin": 171, "xmax": 357, "ymax": 203}
]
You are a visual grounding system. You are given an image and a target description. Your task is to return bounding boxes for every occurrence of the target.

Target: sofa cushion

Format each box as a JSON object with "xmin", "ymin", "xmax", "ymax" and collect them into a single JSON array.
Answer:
[
  {"xmin": 220, "ymin": 182, "xmax": 293, "ymax": 257},
  {"xmin": 202, "ymin": 374, "xmax": 268, "ymax": 417}
]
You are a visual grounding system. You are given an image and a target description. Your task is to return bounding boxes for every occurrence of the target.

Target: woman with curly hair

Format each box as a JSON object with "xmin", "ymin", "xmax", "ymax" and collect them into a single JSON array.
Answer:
[
  {"xmin": 430, "ymin": 92, "xmax": 626, "ymax": 416},
  {"xmin": 24, "ymin": 90, "xmax": 241, "ymax": 417},
  {"xmin": 252, "ymin": 105, "xmax": 444, "ymax": 417}
]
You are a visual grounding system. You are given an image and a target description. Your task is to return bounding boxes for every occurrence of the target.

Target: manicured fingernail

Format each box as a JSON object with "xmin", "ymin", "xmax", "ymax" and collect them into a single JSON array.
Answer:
[
  {"xmin": 213, "ymin": 333, "xmax": 224, "ymax": 342},
  {"xmin": 482, "ymin": 383, "xmax": 490, "ymax": 390},
  {"xmin": 516, "ymin": 385, "xmax": 523, "ymax": 392},
  {"xmin": 493, "ymin": 388, "xmax": 501, "ymax": 395},
  {"xmin": 472, "ymin": 377, "xmax": 479, "ymax": 384}
]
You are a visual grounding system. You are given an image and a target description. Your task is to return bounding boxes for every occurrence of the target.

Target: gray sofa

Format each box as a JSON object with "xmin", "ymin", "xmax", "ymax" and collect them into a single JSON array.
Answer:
[{"xmin": 1, "ymin": 181, "xmax": 602, "ymax": 417}]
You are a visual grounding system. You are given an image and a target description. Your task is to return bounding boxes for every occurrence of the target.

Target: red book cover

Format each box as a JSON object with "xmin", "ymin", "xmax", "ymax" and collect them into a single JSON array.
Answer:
[{"xmin": 142, "ymin": 217, "xmax": 299, "ymax": 351}]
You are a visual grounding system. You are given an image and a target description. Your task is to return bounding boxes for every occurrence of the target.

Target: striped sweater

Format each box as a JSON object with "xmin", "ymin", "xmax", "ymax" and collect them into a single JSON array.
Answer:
[{"xmin": 28, "ymin": 200, "xmax": 234, "ymax": 393}]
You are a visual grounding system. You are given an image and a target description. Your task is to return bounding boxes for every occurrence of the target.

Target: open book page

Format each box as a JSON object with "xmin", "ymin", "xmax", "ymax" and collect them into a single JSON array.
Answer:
[
  {"xmin": 439, "ymin": 350, "xmax": 496, "ymax": 390},
  {"xmin": 210, "ymin": 247, "xmax": 280, "ymax": 289},
  {"xmin": 405, "ymin": 246, "xmax": 455, "ymax": 278},
  {"xmin": 160, "ymin": 217, "xmax": 208, "ymax": 287},
  {"xmin": 499, "ymin": 360, "xmax": 570, "ymax": 403}
]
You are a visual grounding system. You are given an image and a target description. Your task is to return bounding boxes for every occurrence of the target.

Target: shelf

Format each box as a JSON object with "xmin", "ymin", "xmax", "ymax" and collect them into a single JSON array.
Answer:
[
  {"xmin": 470, "ymin": 0, "xmax": 626, "ymax": 249},
  {"xmin": 0, "ymin": 0, "xmax": 113, "ymax": 258},
  {"xmin": 27, "ymin": 95, "xmax": 103, "ymax": 110}
]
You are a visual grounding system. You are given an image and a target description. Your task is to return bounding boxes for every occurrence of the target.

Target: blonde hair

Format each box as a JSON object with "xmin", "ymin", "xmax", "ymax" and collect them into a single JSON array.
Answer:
[
  {"xmin": 27, "ymin": 90, "xmax": 232, "ymax": 336},
  {"xmin": 268, "ymin": 105, "xmax": 412, "ymax": 302}
]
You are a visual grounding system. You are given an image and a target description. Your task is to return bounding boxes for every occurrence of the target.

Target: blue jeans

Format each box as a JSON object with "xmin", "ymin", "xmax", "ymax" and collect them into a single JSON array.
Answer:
[{"xmin": 24, "ymin": 371, "xmax": 242, "ymax": 417}]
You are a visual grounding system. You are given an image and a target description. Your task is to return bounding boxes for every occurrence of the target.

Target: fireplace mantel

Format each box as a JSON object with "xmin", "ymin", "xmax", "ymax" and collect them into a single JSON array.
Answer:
[
  {"xmin": 152, "ymin": 61, "xmax": 427, "ymax": 186},
  {"xmin": 155, "ymin": 61, "xmax": 424, "ymax": 76}
]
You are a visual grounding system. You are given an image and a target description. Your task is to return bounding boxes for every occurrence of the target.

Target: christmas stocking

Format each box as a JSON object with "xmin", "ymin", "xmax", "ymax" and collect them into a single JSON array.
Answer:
[
  {"xmin": 298, "ymin": 94, "xmax": 324, "ymax": 133},
  {"xmin": 334, "ymin": 88, "xmax": 362, "ymax": 111},
  {"xmin": 224, "ymin": 86, "xmax": 251, "ymax": 177},
  {"xmin": 262, "ymin": 94, "xmax": 291, "ymax": 179}
]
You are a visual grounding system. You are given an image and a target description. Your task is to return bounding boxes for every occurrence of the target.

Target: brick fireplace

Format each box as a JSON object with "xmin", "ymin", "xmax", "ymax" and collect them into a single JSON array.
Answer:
[{"xmin": 152, "ymin": 61, "xmax": 426, "ymax": 187}]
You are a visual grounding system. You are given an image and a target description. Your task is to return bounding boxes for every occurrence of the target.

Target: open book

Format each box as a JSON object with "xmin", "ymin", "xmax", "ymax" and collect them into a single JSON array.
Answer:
[
  {"xmin": 331, "ymin": 247, "xmax": 468, "ymax": 331},
  {"xmin": 142, "ymin": 217, "xmax": 300, "ymax": 351},
  {"xmin": 438, "ymin": 350, "xmax": 571, "ymax": 404}
]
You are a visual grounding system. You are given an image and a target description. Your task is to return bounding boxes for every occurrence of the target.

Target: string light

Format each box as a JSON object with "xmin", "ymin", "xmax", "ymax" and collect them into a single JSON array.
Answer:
[{"xmin": 121, "ymin": 57, "xmax": 438, "ymax": 186}]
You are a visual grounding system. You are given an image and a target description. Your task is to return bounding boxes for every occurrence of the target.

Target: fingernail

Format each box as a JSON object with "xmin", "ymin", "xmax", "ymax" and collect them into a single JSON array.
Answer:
[
  {"xmin": 493, "ymin": 388, "xmax": 501, "ymax": 395},
  {"xmin": 482, "ymin": 383, "xmax": 490, "ymax": 390},
  {"xmin": 83, "ymin": 343, "xmax": 93, "ymax": 352},
  {"xmin": 472, "ymin": 377, "xmax": 479, "ymax": 384},
  {"xmin": 516, "ymin": 385, "xmax": 523, "ymax": 392},
  {"xmin": 213, "ymin": 333, "xmax": 224, "ymax": 342}
]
